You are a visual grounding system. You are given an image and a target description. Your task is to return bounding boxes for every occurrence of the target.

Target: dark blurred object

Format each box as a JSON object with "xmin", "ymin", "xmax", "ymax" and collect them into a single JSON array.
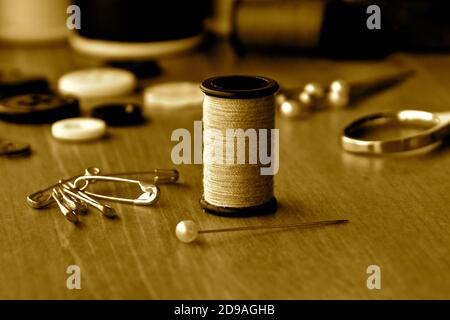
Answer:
[
  {"xmin": 320, "ymin": 0, "xmax": 393, "ymax": 58},
  {"xmin": 231, "ymin": 0, "xmax": 450, "ymax": 58},
  {"xmin": 0, "ymin": 94, "xmax": 80, "ymax": 124},
  {"xmin": 388, "ymin": 0, "xmax": 450, "ymax": 51},
  {"xmin": 107, "ymin": 60, "xmax": 162, "ymax": 79},
  {"xmin": 0, "ymin": 70, "xmax": 50, "ymax": 99},
  {"xmin": 70, "ymin": 0, "xmax": 209, "ymax": 60},
  {"xmin": 0, "ymin": 140, "xmax": 31, "ymax": 158},
  {"xmin": 91, "ymin": 103, "xmax": 145, "ymax": 126}
]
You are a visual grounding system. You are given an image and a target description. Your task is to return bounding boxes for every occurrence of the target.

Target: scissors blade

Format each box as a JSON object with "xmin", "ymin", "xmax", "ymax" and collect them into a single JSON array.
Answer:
[{"xmin": 349, "ymin": 70, "xmax": 415, "ymax": 99}]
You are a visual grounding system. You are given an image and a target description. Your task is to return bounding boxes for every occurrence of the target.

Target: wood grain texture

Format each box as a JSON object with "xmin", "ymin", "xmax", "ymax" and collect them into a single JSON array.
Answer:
[{"xmin": 0, "ymin": 42, "xmax": 449, "ymax": 299}]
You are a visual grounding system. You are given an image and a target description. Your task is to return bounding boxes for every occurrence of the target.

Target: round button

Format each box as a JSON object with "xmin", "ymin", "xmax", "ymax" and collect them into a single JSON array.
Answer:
[
  {"xmin": 51, "ymin": 118, "xmax": 107, "ymax": 142},
  {"xmin": 144, "ymin": 81, "xmax": 203, "ymax": 110},
  {"xmin": 58, "ymin": 68, "xmax": 137, "ymax": 100},
  {"xmin": 0, "ymin": 93, "xmax": 80, "ymax": 124},
  {"xmin": 0, "ymin": 77, "xmax": 50, "ymax": 99},
  {"xmin": 91, "ymin": 103, "xmax": 144, "ymax": 126}
]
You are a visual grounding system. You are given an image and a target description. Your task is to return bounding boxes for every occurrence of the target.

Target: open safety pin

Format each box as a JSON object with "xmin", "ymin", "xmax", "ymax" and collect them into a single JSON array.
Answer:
[{"xmin": 27, "ymin": 167, "xmax": 178, "ymax": 209}]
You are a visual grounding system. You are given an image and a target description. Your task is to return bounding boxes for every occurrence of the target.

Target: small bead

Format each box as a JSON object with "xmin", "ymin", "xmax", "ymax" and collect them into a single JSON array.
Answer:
[
  {"xmin": 176, "ymin": 220, "xmax": 199, "ymax": 243},
  {"xmin": 279, "ymin": 100, "xmax": 310, "ymax": 118},
  {"xmin": 329, "ymin": 80, "xmax": 350, "ymax": 93},
  {"xmin": 275, "ymin": 93, "xmax": 288, "ymax": 107},
  {"xmin": 326, "ymin": 91, "xmax": 349, "ymax": 109},
  {"xmin": 280, "ymin": 100, "xmax": 297, "ymax": 118},
  {"xmin": 304, "ymin": 82, "xmax": 325, "ymax": 100},
  {"xmin": 298, "ymin": 91, "xmax": 315, "ymax": 109}
]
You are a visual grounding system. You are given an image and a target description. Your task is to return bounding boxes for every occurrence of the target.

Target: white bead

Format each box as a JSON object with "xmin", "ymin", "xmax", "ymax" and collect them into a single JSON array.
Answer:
[
  {"xmin": 176, "ymin": 220, "xmax": 199, "ymax": 243},
  {"xmin": 280, "ymin": 100, "xmax": 300, "ymax": 118},
  {"xmin": 280, "ymin": 99, "xmax": 311, "ymax": 118},
  {"xmin": 304, "ymin": 82, "xmax": 325, "ymax": 100},
  {"xmin": 298, "ymin": 91, "xmax": 314, "ymax": 109},
  {"xmin": 275, "ymin": 93, "xmax": 288, "ymax": 107},
  {"xmin": 326, "ymin": 91, "xmax": 349, "ymax": 109},
  {"xmin": 329, "ymin": 80, "xmax": 350, "ymax": 93}
]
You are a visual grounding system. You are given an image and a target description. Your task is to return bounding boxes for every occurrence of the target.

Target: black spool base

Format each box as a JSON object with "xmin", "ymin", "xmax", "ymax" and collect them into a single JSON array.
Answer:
[{"xmin": 200, "ymin": 196, "xmax": 277, "ymax": 217}]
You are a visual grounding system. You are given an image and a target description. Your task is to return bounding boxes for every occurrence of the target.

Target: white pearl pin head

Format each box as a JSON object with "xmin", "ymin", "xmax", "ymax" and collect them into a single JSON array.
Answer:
[{"xmin": 176, "ymin": 220, "xmax": 199, "ymax": 243}]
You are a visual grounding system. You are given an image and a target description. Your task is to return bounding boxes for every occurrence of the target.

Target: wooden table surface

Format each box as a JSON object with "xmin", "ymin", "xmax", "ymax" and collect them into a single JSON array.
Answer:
[{"xmin": 0, "ymin": 43, "xmax": 449, "ymax": 300}]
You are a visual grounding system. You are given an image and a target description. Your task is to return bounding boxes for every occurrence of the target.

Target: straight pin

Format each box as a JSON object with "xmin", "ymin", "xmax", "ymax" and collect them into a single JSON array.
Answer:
[{"xmin": 175, "ymin": 219, "xmax": 349, "ymax": 243}]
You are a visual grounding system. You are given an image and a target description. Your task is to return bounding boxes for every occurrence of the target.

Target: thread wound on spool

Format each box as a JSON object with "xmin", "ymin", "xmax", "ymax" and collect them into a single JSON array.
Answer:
[{"xmin": 201, "ymin": 75, "xmax": 279, "ymax": 217}]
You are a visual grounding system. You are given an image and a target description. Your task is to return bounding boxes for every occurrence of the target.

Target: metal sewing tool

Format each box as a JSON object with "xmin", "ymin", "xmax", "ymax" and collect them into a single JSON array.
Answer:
[
  {"xmin": 27, "ymin": 167, "xmax": 179, "ymax": 223},
  {"xmin": 27, "ymin": 167, "xmax": 178, "ymax": 209},
  {"xmin": 342, "ymin": 110, "xmax": 450, "ymax": 154},
  {"xmin": 27, "ymin": 167, "xmax": 101, "ymax": 209},
  {"xmin": 51, "ymin": 188, "xmax": 78, "ymax": 223},
  {"xmin": 54, "ymin": 185, "xmax": 88, "ymax": 215},
  {"xmin": 71, "ymin": 175, "xmax": 160, "ymax": 206},
  {"xmin": 278, "ymin": 70, "xmax": 415, "ymax": 118},
  {"xmin": 175, "ymin": 219, "xmax": 349, "ymax": 243},
  {"xmin": 60, "ymin": 184, "xmax": 116, "ymax": 218}
]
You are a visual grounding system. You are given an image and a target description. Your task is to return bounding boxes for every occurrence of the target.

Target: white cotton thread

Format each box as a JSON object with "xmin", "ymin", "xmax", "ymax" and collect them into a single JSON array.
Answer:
[{"xmin": 203, "ymin": 94, "xmax": 276, "ymax": 208}]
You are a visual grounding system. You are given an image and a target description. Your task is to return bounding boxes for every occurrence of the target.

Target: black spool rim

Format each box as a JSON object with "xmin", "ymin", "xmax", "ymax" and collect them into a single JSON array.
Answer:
[
  {"xmin": 200, "ymin": 196, "xmax": 277, "ymax": 217},
  {"xmin": 200, "ymin": 75, "xmax": 279, "ymax": 99}
]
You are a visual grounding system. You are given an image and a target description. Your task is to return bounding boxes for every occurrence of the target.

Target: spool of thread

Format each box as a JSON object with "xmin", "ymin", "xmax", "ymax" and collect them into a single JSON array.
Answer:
[
  {"xmin": 232, "ymin": 0, "xmax": 326, "ymax": 51},
  {"xmin": 0, "ymin": 0, "xmax": 70, "ymax": 43},
  {"xmin": 70, "ymin": 0, "xmax": 207, "ymax": 60},
  {"xmin": 200, "ymin": 75, "xmax": 279, "ymax": 217}
]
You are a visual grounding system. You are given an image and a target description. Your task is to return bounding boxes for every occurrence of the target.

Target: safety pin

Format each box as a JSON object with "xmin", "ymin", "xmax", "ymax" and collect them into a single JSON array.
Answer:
[
  {"xmin": 71, "ymin": 175, "xmax": 160, "ymax": 206},
  {"xmin": 54, "ymin": 185, "xmax": 88, "ymax": 215},
  {"xmin": 107, "ymin": 169, "xmax": 179, "ymax": 184},
  {"xmin": 27, "ymin": 167, "xmax": 101, "ymax": 209},
  {"xmin": 60, "ymin": 184, "xmax": 116, "ymax": 217},
  {"xmin": 27, "ymin": 168, "xmax": 178, "ymax": 209},
  {"xmin": 51, "ymin": 188, "xmax": 78, "ymax": 223}
]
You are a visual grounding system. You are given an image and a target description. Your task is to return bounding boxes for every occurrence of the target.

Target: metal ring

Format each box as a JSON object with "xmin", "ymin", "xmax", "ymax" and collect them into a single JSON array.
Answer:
[{"xmin": 342, "ymin": 110, "xmax": 448, "ymax": 154}]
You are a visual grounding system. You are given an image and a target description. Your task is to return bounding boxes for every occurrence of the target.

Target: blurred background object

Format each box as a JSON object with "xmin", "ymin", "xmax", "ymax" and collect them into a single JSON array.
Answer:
[
  {"xmin": 205, "ymin": 0, "xmax": 236, "ymax": 38},
  {"xmin": 69, "ymin": 0, "xmax": 208, "ymax": 60},
  {"xmin": 0, "ymin": 0, "xmax": 70, "ymax": 44},
  {"xmin": 207, "ymin": 0, "xmax": 450, "ymax": 58},
  {"xmin": 233, "ymin": 0, "xmax": 327, "ymax": 53},
  {"xmin": 1, "ymin": 0, "xmax": 448, "ymax": 57}
]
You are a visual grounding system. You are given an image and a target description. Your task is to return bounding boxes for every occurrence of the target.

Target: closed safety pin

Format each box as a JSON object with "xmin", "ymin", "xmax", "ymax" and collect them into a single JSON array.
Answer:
[
  {"xmin": 27, "ymin": 167, "xmax": 179, "ymax": 208},
  {"xmin": 107, "ymin": 169, "xmax": 179, "ymax": 184},
  {"xmin": 27, "ymin": 167, "xmax": 101, "ymax": 209},
  {"xmin": 71, "ymin": 175, "xmax": 160, "ymax": 206},
  {"xmin": 60, "ymin": 183, "xmax": 116, "ymax": 217}
]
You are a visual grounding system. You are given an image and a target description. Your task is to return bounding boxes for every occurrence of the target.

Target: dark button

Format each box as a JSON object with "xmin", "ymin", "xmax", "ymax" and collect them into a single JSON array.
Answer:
[
  {"xmin": 0, "ymin": 77, "xmax": 50, "ymax": 100},
  {"xmin": 91, "ymin": 103, "xmax": 144, "ymax": 126},
  {"xmin": 0, "ymin": 93, "xmax": 80, "ymax": 124}
]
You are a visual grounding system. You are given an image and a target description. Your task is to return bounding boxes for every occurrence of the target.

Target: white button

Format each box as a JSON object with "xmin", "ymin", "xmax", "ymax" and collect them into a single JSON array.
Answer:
[
  {"xmin": 144, "ymin": 82, "xmax": 203, "ymax": 110},
  {"xmin": 58, "ymin": 68, "xmax": 137, "ymax": 100},
  {"xmin": 52, "ymin": 118, "xmax": 107, "ymax": 142}
]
